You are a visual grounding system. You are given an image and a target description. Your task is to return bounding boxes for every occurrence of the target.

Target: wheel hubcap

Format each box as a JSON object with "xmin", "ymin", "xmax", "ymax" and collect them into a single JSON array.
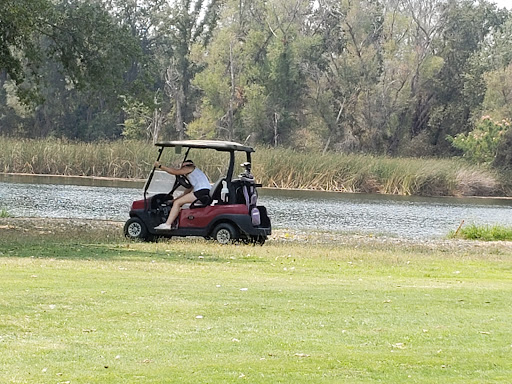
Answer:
[
  {"xmin": 128, "ymin": 223, "xmax": 142, "ymax": 237},
  {"xmin": 216, "ymin": 229, "xmax": 231, "ymax": 244}
]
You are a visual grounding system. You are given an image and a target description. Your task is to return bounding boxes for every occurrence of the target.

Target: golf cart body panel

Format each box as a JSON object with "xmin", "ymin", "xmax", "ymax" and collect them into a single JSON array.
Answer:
[
  {"xmin": 128, "ymin": 204, "xmax": 271, "ymax": 237},
  {"xmin": 179, "ymin": 204, "xmax": 248, "ymax": 228},
  {"xmin": 125, "ymin": 140, "xmax": 271, "ymax": 244}
]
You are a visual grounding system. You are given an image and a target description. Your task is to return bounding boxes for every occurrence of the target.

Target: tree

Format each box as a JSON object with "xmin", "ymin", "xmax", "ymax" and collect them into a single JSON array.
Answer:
[
  {"xmin": 428, "ymin": 0, "xmax": 506, "ymax": 154},
  {"xmin": 1, "ymin": 0, "xmax": 138, "ymax": 95},
  {"xmin": 189, "ymin": 30, "xmax": 239, "ymax": 140},
  {"xmin": 447, "ymin": 116, "xmax": 509, "ymax": 164},
  {"xmin": 191, "ymin": 0, "xmax": 310, "ymax": 146},
  {"xmin": 479, "ymin": 16, "xmax": 512, "ymax": 121},
  {"xmin": 304, "ymin": 0, "xmax": 384, "ymax": 152},
  {"xmin": 379, "ymin": 0, "xmax": 445, "ymax": 155},
  {"xmin": 0, "ymin": 0, "xmax": 141, "ymax": 139},
  {"xmin": 158, "ymin": 0, "xmax": 223, "ymax": 140},
  {"xmin": 0, "ymin": 0, "xmax": 52, "ymax": 84},
  {"xmin": 2, "ymin": 0, "xmax": 512, "ymax": 156}
]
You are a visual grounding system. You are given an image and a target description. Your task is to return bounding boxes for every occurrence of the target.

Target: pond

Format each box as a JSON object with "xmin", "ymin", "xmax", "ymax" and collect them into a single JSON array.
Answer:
[{"xmin": 1, "ymin": 174, "xmax": 512, "ymax": 239}]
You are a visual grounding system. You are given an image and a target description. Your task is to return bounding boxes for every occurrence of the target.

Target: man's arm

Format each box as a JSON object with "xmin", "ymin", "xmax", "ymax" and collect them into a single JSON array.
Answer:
[{"xmin": 154, "ymin": 161, "xmax": 193, "ymax": 175}]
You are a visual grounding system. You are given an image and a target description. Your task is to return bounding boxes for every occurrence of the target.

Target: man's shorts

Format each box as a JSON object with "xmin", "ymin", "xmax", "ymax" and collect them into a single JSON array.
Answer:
[{"xmin": 194, "ymin": 189, "xmax": 210, "ymax": 199}]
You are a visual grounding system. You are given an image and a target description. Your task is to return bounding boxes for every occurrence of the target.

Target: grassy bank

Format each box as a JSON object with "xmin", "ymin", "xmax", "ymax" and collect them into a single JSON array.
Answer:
[
  {"xmin": 0, "ymin": 137, "xmax": 506, "ymax": 196},
  {"xmin": 1, "ymin": 219, "xmax": 511, "ymax": 383},
  {"xmin": 450, "ymin": 222, "xmax": 512, "ymax": 241}
]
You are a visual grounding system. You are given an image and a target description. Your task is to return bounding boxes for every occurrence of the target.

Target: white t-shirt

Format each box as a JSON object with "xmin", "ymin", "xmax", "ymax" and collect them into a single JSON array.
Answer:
[{"xmin": 187, "ymin": 168, "xmax": 211, "ymax": 192}]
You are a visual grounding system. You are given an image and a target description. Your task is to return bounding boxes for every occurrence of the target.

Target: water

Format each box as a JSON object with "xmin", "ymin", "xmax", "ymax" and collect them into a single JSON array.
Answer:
[
  {"xmin": 1, "ymin": 175, "xmax": 512, "ymax": 239},
  {"xmin": 265, "ymin": 189, "xmax": 512, "ymax": 239}
]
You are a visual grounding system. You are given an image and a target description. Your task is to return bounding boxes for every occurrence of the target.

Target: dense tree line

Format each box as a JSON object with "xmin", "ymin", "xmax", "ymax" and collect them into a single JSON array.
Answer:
[{"xmin": 1, "ymin": 0, "xmax": 511, "ymax": 160}]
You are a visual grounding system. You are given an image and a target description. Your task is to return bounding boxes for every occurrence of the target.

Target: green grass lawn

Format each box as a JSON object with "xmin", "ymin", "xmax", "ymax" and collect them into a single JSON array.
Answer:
[{"xmin": 1, "ymin": 223, "xmax": 511, "ymax": 383}]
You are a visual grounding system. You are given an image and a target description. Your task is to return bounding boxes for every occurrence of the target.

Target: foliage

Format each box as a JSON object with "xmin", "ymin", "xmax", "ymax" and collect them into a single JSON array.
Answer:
[
  {"xmin": 0, "ymin": 0, "xmax": 52, "ymax": 83},
  {"xmin": 447, "ymin": 116, "xmax": 510, "ymax": 164},
  {"xmin": 120, "ymin": 95, "xmax": 161, "ymax": 142},
  {"xmin": 482, "ymin": 62, "xmax": 512, "ymax": 120},
  {"xmin": 449, "ymin": 222, "xmax": 512, "ymax": 241},
  {"xmin": 186, "ymin": 104, "xmax": 221, "ymax": 139},
  {"xmin": 1, "ymin": 0, "xmax": 512, "ymax": 156},
  {"xmin": 0, "ymin": 0, "xmax": 139, "ymax": 93},
  {"xmin": 425, "ymin": 0, "xmax": 507, "ymax": 154},
  {"xmin": 0, "ymin": 208, "xmax": 10, "ymax": 218},
  {"xmin": 494, "ymin": 129, "xmax": 512, "ymax": 170},
  {"xmin": 155, "ymin": 0, "xmax": 224, "ymax": 140},
  {"xmin": 0, "ymin": 0, "xmax": 142, "ymax": 140}
]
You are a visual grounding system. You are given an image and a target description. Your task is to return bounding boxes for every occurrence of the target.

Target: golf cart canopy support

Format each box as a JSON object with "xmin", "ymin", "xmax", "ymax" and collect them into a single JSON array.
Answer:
[
  {"xmin": 154, "ymin": 140, "xmax": 254, "ymax": 153},
  {"xmin": 149, "ymin": 140, "xmax": 254, "ymax": 198}
]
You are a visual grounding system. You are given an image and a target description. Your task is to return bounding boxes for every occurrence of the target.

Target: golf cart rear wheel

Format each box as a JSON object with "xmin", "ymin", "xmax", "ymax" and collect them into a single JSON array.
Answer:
[
  {"xmin": 254, "ymin": 236, "xmax": 266, "ymax": 245},
  {"xmin": 241, "ymin": 236, "xmax": 266, "ymax": 246},
  {"xmin": 212, "ymin": 223, "xmax": 238, "ymax": 245},
  {"xmin": 124, "ymin": 217, "xmax": 150, "ymax": 241}
]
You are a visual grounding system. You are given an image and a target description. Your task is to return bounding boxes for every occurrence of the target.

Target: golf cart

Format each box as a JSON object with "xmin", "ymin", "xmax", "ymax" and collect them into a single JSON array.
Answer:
[{"xmin": 124, "ymin": 140, "xmax": 271, "ymax": 244}]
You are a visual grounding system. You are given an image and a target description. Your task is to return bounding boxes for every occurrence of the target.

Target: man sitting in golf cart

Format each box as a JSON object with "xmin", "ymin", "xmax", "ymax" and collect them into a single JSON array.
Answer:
[{"xmin": 153, "ymin": 159, "xmax": 211, "ymax": 230}]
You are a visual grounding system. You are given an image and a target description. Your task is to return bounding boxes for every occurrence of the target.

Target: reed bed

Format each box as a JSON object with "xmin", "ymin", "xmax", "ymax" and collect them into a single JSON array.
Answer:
[
  {"xmin": 0, "ymin": 137, "xmax": 504, "ymax": 196},
  {"xmin": 1, "ymin": 138, "xmax": 154, "ymax": 179},
  {"xmin": 252, "ymin": 148, "xmax": 499, "ymax": 196}
]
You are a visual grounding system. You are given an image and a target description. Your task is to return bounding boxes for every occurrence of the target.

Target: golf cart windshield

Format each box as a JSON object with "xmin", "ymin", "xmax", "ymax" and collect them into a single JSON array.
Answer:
[{"xmin": 145, "ymin": 170, "xmax": 177, "ymax": 197}]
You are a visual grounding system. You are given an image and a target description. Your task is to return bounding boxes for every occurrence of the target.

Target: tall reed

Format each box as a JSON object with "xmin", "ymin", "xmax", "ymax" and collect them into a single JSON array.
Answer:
[
  {"xmin": 0, "ymin": 137, "xmax": 504, "ymax": 196},
  {"xmin": 251, "ymin": 148, "xmax": 498, "ymax": 196},
  {"xmin": 1, "ymin": 138, "xmax": 155, "ymax": 179}
]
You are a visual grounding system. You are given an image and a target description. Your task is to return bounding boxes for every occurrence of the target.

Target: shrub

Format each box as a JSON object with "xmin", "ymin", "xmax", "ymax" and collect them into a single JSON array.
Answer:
[
  {"xmin": 447, "ymin": 116, "xmax": 510, "ymax": 164},
  {"xmin": 494, "ymin": 128, "xmax": 512, "ymax": 170}
]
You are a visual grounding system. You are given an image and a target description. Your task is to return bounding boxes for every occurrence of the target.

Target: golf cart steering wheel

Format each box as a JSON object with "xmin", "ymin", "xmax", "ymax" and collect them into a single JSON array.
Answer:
[{"xmin": 176, "ymin": 174, "xmax": 192, "ymax": 189}]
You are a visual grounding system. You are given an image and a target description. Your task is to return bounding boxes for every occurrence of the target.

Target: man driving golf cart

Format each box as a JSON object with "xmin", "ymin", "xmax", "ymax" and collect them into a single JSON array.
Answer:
[{"xmin": 153, "ymin": 159, "xmax": 211, "ymax": 230}]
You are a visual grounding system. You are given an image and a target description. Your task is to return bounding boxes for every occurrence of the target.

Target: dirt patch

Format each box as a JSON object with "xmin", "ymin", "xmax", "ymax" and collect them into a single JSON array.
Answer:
[
  {"xmin": 271, "ymin": 227, "xmax": 512, "ymax": 252},
  {"xmin": 2, "ymin": 217, "xmax": 511, "ymax": 253},
  {"xmin": 0, "ymin": 217, "xmax": 123, "ymax": 238}
]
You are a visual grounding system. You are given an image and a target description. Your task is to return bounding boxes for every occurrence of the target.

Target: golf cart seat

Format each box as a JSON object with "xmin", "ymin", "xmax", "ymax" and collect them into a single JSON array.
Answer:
[
  {"xmin": 187, "ymin": 177, "xmax": 226, "ymax": 209},
  {"xmin": 189, "ymin": 193, "xmax": 211, "ymax": 209}
]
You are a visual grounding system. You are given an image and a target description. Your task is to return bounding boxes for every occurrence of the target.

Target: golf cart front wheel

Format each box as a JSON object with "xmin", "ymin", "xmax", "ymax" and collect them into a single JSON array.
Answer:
[
  {"xmin": 124, "ymin": 217, "xmax": 150, "ymax": 241},
  {"xmin": 212, "ymin": 223, "xmax": 238, "ymax": 244}
]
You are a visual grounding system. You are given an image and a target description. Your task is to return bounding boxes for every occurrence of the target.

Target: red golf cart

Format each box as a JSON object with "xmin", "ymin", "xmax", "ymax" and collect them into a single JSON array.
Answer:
[{"xmin": 124, "ymin": 140, "xmax": 271, "ymax": 244}]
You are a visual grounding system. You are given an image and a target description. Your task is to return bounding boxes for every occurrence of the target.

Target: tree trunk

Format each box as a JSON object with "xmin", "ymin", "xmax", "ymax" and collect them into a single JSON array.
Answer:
[
  {"xmin": 175, "ymin": 86, "xmax": 185, "ymax": 140},
  {"xmin": 227, "ymin": 41, "xmax": 235, "ymax": 141},
  {"xmin": 273, "ymin": 112, "xmax": 279, "ymax": 147}
]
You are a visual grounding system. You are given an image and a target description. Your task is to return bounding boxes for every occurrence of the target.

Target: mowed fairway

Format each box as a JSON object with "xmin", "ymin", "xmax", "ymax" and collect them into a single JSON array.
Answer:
[{"xmin": 0, "ymin": 220, "xmax": 511, "ymax": 383}]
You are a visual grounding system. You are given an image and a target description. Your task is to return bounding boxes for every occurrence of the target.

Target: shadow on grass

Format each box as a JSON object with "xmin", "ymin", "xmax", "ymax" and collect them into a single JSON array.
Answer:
[{"xmin": 0, "ymin": 225, "xmax": 265, "ymax": 264}]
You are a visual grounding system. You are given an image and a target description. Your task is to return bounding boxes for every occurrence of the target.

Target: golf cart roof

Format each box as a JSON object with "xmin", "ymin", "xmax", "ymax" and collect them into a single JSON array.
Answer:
[{"xmin": 155, "ymin": 140, "xmax": 254, "ymax": 153}]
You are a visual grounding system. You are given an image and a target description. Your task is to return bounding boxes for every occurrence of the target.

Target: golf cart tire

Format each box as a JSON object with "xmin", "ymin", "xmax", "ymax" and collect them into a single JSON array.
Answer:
[
  {"xmin": 255, "ymin": 236, "xmax": 266, "ymax": 246},
  {"xmin": 212, "ymin": 223, "xmax": 238, "ymax": 244},
  {"xmin": 124, "ymin": 217, "xmax": 151, "ymax": 241},
  {"xmin": 241, "ymin": 236, "xmax": 266, "ymax": 246}
]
